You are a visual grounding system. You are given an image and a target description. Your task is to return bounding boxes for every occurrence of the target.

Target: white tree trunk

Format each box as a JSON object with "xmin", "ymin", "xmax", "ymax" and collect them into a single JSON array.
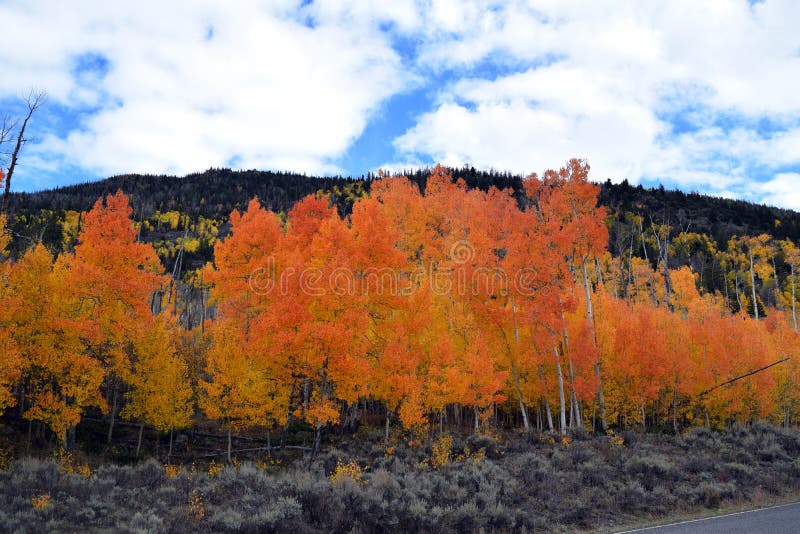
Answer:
[
  {"xmin": 749, "ymin": 247, "xmax": 759, "ymax": 320},
  {"xmin": 582, "ymin": 257, "xmax": 607, "ymax": 431},
  {"xmin": 792, "ymin": 264, "xmax": 798, "ymax": 333},
  {"xmin": 538, "ymin": 365, "xmax": 554, "ymax": 432},
  {"xmin": 511, "ymin": 299, "xmax": 531, "ymax": 433},
  {"xmin": 554, "ymin": 346, "xmax": 567, "ymax": 436}
]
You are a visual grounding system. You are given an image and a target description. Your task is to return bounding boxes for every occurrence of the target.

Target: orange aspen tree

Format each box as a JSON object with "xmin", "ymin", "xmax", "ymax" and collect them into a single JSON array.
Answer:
[
  {"xmin": 466, "ymin": 184, "xmax": 551, "ymax": 434},
  {"xmin": 349, "ymin": 191, "xmax": 424, "ymax": 438},
  {"xmin": 274, "ymin": 194, "xmax": 372, "ymax": 455},
  {"xmin": 65, "ymin": 191, "xmax": 165, "ymax": 443},
  {"xmin": 426, "ymin": 167, "xmax": 511, "ymax": 434},
  {"xmin": 524, "ymin": 159, "xmax": 609, "ymax": 430},
  {"xmin": 202, "ymin": 198, "xmax": 292, "ymax": 461},
  {"xmin": 204, "ymin": 197, "xmax": 284, "ymax": 322}
]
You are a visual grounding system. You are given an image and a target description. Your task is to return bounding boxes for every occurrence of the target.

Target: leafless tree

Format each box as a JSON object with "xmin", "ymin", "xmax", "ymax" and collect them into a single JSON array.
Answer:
[{"xmin": 1, "ymin": 90, "xmax": 46, "ymax": 214}]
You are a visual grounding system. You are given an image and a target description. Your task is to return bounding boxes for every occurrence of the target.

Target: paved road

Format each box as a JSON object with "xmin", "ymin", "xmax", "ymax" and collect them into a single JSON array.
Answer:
[{"xmin": 616, "ymin": 501, "xmax": 800, "ymax": 534}]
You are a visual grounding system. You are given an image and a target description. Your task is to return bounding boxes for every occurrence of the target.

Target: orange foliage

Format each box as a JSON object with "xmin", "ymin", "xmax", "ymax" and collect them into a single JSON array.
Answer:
[{"xmin": 3, "ymin": 162, "xmax": 800, "ymax": 447}]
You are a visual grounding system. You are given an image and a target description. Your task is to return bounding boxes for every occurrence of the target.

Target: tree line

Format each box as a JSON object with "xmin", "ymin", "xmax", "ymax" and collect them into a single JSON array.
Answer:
[{"xmin": 1, "ymin": 162, "xmax": 798, "ymax": 462}]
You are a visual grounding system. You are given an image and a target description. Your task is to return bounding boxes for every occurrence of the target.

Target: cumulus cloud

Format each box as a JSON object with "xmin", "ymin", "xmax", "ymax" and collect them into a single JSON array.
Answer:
[
  {"xmin": 392, "ymin": 0, "xmax": 800, "ymax": 201},
  {"xmin": 2, "ymin": 0, "xmax": 799, "ymax": 208},
  {"xmin": 0, "ymin": 0, "xmax": 406, "ymax": 183},
  {"xmin": 754, "ymin": 173, "xmax": 800, "ymax": 210}
]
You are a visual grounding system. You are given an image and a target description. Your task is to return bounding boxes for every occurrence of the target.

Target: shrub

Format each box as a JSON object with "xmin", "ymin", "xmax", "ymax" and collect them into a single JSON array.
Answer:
[
  {"xmin": 188, "ymin": 489, "xmax": 206, "ymax": 521},
  {"xmin": 0, "ymin": 424, "xmax": 798, "ymax": 532},
  {"xmin": 31, "ymin": 493, "xmax": 51, "ymax": 511},
  {"xmin": 772, "ymin": 429, "xmax": 800, "ymax": 455},
  {"xmin": 755, "ymin": 442, "xmax": 790, "ymax": 462},
  {"xmin": 54, "ymin": 449, "xmax": 91, "ymax": 477},
  {"xmin": 247, "ymin": 496, "xmax": 303, "ymax": 531},
  {"xmin": 717, "ymin": 462, "xmax": 754, "ymax": 484},
  {"xmin": 329, "ymin": 459, "xmax": 367, "ymax": 487},
  {"xmin": 567, "ymin": 442, "xmax": 594, "ymax": 464},
  {"xmin": 684, "ymin": 454, "xmax": 715, "ymax": 474},
  {"xmin": 625, "ymin": 454, "xmax": 679, "ymax": 487},
  {"xmin": 465, "ymin": 434, "xmax": 501, "ymax": 458},
  {"xmin": 579, "ymin": 457, "xmax": 616, "ymax": 489},
  {"xmin": 790, "ymin": 459, "xmax": 800, "ymax": 479},
  {"xmin": 616, "ymin": 481, "xmax": 649, "ymax": 513},
  {"xmin": 445, "ymin": 500, "xmax": 482, "ymax": 532},
  {"xmin": 124, "ymin": 510, "xmax": 165, "ymax": 533},
  {"xmin": 208, "ymin": 460, "xmax": 223, "ymax": 477},
  {"xmin": 682, "ymin": 426, "xmax": 718, "ymax": 449},
  {"xmin": 209, "ymin": 508, "xmax": 244, "ymax": 531},
  {"xmin": 164, "ymin": 464, "xmax": 181, "ymax": 479},
  {"xmin": 694, "ymin": 481, "xmax": 738, "ymax": 508},
  {"xmin": 429, "ymin": 434, "xmax": 453, "ymax": 469},
  {"xmin": 509, "ymin": 452, "xmax": 552, "ymax": 489},
  {"xmin": 370, "ymin": 468, "xmax": 400, "ymax": 499}
]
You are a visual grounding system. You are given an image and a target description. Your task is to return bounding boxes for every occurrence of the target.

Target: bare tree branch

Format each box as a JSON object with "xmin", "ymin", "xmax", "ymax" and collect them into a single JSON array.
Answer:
[
  {"xmin": 1, "ymin": 90, "xmax": 47, "ymax": 215},
  {"xmin": 0, "ymin": 115, "xmax": 18, "ymax": 149}
]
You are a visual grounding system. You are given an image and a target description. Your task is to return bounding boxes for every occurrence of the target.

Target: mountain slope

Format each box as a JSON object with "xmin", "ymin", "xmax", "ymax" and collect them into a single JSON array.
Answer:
[{"xmin": 11, "ymin": 168, "xmax": 799, "ymax": 242}]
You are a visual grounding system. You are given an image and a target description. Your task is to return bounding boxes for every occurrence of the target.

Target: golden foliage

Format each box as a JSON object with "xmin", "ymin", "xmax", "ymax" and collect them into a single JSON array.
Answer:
[
  {"xmin": 454, "ymin": 445, "xmax": 486, "ymax": 465},
  {"xmin": 54, "ymin": 449, "xmax": 91, "ymax": 477},
  {"xmin": 0, "ymin": 214, "xmax": 9, "ymax": 256},
  {"xmin": 430, "ymin": 434, "xmax": 453, "ymax": 469},
  {"xmin": 4, "ymin": 163, "xmax": 800, "ymax": 451},
  {"xmin": 207, "ymin": 460, "xmax": 223, "ymax": 477},
  {"xmin": 255, "ymin": 456, "xmax": 282, "ymax": 471},
  {"xmin": 188, "ymin": 490, "xmax": 205, "ymax": 520},
  {"xmin": 329, "ymin": 459, "xmax": 367, "ymax": 486},
  {"xmin": 31, "ymin": 493, "xmax": 52, "ymax": 511},
  {"xmin": 607, "ymin": 430, "xmax": 625, "ymax": 447},
  {"xmin": 164, "ymin": 464, "xmax": 181, "ymax": 479}
]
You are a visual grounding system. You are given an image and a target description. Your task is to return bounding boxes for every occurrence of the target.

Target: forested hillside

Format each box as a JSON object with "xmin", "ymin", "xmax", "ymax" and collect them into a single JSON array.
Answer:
[
  {"xmin": 2, "ymin": 160, "xmax": 799, "ymax": 460},
  {"xmin": 8, "ymin": 166, "xmax": 800, "ymax": 277}
]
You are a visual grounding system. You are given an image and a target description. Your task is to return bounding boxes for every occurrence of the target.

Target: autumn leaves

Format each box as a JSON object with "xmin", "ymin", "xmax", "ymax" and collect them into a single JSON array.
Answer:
[
  {"xmin": 0, "ymin": 192, "xmax": 190, "ymax": 448},
  {"xmin": 199, "ymin": 162, "xmax": 607, "ymax": 446},
  {"xmin": 1, "ymin": 160, "xmax": 799, "ymax": 456}
]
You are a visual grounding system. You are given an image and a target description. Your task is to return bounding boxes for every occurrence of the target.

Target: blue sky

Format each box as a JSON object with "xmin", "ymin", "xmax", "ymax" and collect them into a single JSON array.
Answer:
[{"xmin": 1, "ymin": 1, "xmax": 800, "ymax": 208}]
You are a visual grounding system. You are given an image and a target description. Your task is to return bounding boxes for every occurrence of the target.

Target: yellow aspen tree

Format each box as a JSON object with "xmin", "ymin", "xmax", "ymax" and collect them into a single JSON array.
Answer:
[
  {"xmin": 10, "ymin": 245, "xmax": 105, "ymax": 447},
  {"xmin": 200, "ymin": 320, "xmax": 282, "ymax": 464},
  {"xmin": 0, "ymin": 211, "xmax": 21, "ymax": 412},
  {"xmin": 780, "ymin": 240, "xmax": 800, "ymax": 332},
  {"xmin": 122, "ymin": 314, "xmax": 193, "ymax": 458}
]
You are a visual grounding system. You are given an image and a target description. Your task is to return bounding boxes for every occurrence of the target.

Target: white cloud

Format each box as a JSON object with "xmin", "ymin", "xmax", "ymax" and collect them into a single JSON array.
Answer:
[
  {"xmin": 0, "ymin": 0, "xmax": 407, "ymax": 183},
  {"xmin": 303, "ymin": 0, "xmax": 423, "ymax": 33},
  {"xmin": 754, "ymin": 173, "xmax": 800, "ymax": 210},
  {"xmin": 396, "ymin": 63, "xmax": 667, "ymax": 181},
  {"xmin": 2, "ymin": 0, "xmax": 800, "ymax": 205},
  {"xmin": 392, "ymin": 0, "xmax": 800, "ymax": 198}
]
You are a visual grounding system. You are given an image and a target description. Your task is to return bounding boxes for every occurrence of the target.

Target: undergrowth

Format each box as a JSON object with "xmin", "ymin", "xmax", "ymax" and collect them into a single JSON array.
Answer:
[{"xmin": 0, "ymin": 422, "xmax": 798, "ymax": 533}]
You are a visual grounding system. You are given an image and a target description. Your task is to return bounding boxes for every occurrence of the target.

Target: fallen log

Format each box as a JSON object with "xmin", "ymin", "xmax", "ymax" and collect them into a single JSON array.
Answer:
[
  {"xmin": 201, "ymin": 445, "xmax": 314, "ymax": 458},
  {"xmin": 698, "ymin": 356, "xmax": 791, "ymax": 398}
]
